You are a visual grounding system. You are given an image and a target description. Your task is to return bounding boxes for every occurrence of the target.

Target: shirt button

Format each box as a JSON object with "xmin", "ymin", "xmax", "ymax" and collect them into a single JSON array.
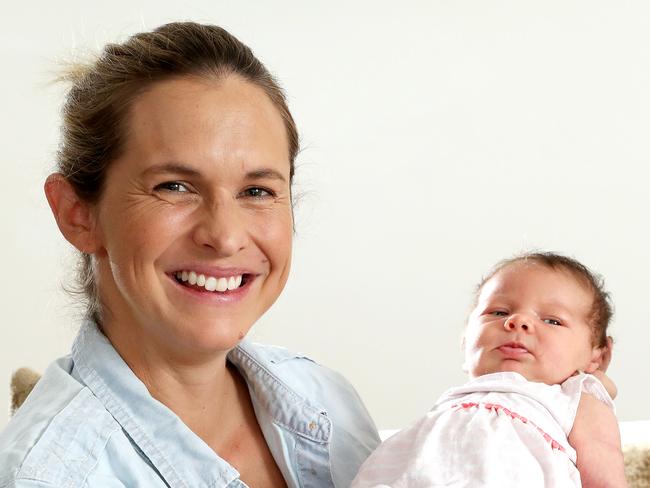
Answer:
[{"xmin": 308, "ymin": 421, "xmax": 317, "ymax": 430}]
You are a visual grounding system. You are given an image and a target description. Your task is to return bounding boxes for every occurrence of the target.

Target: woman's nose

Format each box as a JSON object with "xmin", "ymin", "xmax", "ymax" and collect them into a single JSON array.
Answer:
[
  {"xmin": 192, "ymin": 199, "xmax": 249, "ymax": 257},
  {"xmin": 503, "ymin": 314, "xmax": 532, "ymax": 332}
]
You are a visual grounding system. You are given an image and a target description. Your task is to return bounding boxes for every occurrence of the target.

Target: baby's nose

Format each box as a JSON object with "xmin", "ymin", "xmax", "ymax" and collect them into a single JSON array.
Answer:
[{"xmin": 503, "ymin": 314, "xmax": 530, "ymax": 332}]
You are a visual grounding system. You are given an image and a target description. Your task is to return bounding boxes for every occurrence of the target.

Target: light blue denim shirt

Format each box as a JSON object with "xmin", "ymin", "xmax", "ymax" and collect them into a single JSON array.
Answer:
[{"xmin": 0, "ymin": 321, "xmax": 380, "ymax": 487}]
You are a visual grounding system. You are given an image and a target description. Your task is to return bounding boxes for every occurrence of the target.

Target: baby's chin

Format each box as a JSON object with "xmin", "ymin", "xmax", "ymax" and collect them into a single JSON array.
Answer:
[
  {"xmin": 470, "ymin": 366, "xmax": 579, "ymax": 386},
  {"xmin": 468, "ymin": 364, "xmax": 554, "ymax": 384}
]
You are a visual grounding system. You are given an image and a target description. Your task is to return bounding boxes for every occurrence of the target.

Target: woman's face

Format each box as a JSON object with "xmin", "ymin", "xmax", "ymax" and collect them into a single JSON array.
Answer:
[{"xmin": 90, "ymin": 75, "xmax": 293, "ymax": 359}]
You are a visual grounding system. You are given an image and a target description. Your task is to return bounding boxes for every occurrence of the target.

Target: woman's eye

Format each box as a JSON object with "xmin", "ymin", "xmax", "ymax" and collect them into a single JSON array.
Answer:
[
  {"xmin": 154, "ymin": 181, "xmax": 190, "ymax": 193},
  {"xmin": 543, "ymin": 318, "xmax": 562, "ymax": 326},
  {"xmin": 241, "ymin": 187, "xmax": 273, "ymax": 198}
]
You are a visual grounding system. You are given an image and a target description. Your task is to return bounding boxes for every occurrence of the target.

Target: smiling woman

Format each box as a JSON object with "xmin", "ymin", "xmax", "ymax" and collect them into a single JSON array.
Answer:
[
  {"xmin": 0, "ymin": 22, "xmax": 379, "ymax": 488},
  {"xmin": 87, "ymin": 76, "xmax": 294, "ymax": 362}
]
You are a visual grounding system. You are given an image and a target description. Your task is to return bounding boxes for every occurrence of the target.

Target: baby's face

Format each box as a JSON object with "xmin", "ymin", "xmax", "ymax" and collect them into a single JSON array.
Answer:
[{"xmin": 463, "ymin": 262, "xmax": 601, "ymax": 384}]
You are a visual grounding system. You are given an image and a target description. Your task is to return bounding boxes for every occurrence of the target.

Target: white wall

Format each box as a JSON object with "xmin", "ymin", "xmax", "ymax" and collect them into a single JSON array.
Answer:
[{"xmin": 1, "ymin": 0, "xmax": 649, "ymax": 431}]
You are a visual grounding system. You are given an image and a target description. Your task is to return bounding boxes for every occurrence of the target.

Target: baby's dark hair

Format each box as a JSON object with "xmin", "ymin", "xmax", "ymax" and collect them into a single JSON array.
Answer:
[{"xmin": 475, "ymin": 252, "xmax": 613, "ymax": 348}]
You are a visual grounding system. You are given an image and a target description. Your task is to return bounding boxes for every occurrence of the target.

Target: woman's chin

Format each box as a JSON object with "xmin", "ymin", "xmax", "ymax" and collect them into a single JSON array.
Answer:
[
  {"xmin": 178, "ymin": 323, "xmax": 249, "ymax": 356},
  {"xmin": 135, "ymin": 316, "xmax": 252, "ymax": 364}
]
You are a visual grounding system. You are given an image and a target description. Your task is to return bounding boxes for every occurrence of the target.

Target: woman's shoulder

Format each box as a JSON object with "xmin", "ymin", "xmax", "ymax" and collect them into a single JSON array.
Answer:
[{"xmin": 0, "ymin": 357, "xmax": 119, "ymax": 488}]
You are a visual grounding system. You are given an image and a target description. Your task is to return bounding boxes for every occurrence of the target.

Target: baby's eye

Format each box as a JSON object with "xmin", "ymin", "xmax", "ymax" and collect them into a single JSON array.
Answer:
[
  {"xmin": 543, "ymin": 318, "xmax": 562, "ymax": 326},
  {"xmin": 154, "ymin": 181, "xmax": 190, "ymax": 193},
  {"xmin": 491, "ymin": 310, "xmax": 508, "ymax": 317}
]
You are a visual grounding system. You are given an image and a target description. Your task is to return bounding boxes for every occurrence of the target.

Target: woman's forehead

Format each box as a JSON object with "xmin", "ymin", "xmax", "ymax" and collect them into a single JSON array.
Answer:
[
  {"xmin": 128, "ymin": 77, "xmax": 286, "ymax": 141},
  {"xmin": 117, "ymin": 76, "xmax": 291, "ymax": 175}
]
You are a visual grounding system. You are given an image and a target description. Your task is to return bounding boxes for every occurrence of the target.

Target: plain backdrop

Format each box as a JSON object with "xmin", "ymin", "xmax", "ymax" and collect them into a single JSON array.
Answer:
[{"xmin": 1, "ymin": 0, "xmax": 649, "ymax": 431}]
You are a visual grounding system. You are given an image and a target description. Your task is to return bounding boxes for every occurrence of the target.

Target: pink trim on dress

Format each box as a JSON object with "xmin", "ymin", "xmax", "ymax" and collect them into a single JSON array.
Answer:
[{"xmin": 450, "ymin": 402, "xmax": 566, "ymax": 452}]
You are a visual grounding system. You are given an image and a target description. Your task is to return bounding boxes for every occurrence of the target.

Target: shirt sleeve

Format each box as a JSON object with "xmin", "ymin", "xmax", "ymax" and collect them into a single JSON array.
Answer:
[{"xmin": 319, "ymin": 367, "xmax": 382, "ymax": 487}]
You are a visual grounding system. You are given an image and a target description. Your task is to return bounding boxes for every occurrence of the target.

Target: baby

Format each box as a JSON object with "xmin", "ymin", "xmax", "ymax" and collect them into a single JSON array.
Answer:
[{"xmin": 352, "ymin": 252, "xmax": 626, "ymax": 487}]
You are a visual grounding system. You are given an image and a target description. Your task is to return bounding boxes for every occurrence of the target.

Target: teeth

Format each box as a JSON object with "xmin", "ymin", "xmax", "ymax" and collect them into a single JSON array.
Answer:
[
  {"xmin": 175, "ymin": 270, "xmax": 246, "ymax": 293},
  {"xmin": 205, "ymin": 276, "xmax": 217, "ymax": 292},
  {"xmin": 216, "ymin": 277, "xmax": 228, "ymax": 292},
  {"xmin": 188, "ymin": 271, "xmax": 197, "ymax": 285}
]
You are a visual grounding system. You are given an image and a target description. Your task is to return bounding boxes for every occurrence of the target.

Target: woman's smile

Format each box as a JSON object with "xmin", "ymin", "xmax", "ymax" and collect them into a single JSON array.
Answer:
[{"xmin": 167, "ymin": 266, "xmax": 257, "ymax": 303}]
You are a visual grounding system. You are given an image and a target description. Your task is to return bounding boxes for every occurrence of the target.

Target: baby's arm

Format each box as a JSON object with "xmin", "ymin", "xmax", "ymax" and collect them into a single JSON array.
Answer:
[
  {"xmin": 590, "ymin": 370, "xmax": 617, "ymax": 399},
  {"xmin": 568, "ymin": 392, "xmax": 627, "ymax": 487}
]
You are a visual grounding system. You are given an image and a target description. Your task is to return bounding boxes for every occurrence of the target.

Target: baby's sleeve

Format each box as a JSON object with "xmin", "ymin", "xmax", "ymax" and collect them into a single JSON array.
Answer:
[{"xmin": 561, "ymin": 373, "xmax": 615, "ymax": 434}]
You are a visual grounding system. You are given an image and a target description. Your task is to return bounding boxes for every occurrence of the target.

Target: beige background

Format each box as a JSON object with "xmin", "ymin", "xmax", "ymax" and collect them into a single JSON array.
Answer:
[{"xmin": 1, "ymin": 0, "xmax": 649, "ymax": 431}]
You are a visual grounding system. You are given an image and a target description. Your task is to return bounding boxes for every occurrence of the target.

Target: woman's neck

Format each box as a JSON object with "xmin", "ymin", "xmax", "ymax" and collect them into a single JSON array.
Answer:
[{"xmin": 100, "ymin": 317, "xmax": 243, "ymax": 441}]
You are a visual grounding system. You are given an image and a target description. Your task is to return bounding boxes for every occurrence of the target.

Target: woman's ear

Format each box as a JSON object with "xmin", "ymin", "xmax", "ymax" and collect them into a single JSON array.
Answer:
[{"xmin": 44, "ymin": 173, "xmax": 101, "ymax": 254}]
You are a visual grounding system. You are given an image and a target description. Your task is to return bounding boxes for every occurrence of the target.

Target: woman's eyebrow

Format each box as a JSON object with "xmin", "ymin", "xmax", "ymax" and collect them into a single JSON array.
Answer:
[
  {"xmin": 140, "ymin": 164, "xmax": 286, "ymax": 182},
  {"xmin": 141, "ymin": 163, "xmax": 202, "ymax": 178},
  {"xmin": 245, "ymin": 168, "xmax": 287, "ymax": 182}
]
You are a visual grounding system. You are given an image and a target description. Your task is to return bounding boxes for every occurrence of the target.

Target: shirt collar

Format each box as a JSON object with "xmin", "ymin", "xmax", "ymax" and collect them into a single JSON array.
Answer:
[
  {"xmin": 71, "ymin": 320, "xmax": 331, "ymax": 487},
  {"xmin": 228, "ymin": 342, "xmax": 332, "ymax": 443},
  {"xmin": 71, "ymin": 320, "xmax": 238, "ymax": 488}
]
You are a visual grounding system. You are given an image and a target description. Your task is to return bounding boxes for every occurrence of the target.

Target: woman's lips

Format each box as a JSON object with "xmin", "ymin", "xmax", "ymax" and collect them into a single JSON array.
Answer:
[
  {"xmin": 167, "ymin": 271, "xmax": 256, "ymax": 303},
  {"xmin": 174, "ymin": 270, "xmax": 246, "ymax": 292}
]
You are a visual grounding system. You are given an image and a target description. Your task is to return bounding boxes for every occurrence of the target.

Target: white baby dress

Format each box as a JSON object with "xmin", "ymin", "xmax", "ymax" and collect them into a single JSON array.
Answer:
[{"xmin": 351, "ymin": 372, "xmax": 613, "ymax": 488}]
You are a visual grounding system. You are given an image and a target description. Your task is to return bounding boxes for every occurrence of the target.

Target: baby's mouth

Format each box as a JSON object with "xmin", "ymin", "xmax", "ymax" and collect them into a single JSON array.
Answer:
[
  {"xmin": 173, "ymin": 270, "xmax": 251, "ymax": 293},
  {"xmin": 498, "ymin": 342, "xmax": 530, "ymax": 355}
]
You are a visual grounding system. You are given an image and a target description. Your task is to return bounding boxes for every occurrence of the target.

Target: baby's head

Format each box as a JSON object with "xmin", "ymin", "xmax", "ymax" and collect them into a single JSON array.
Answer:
[{"xmin": 463, "ymin": 252, "xmax": 613, "ymax": 385}]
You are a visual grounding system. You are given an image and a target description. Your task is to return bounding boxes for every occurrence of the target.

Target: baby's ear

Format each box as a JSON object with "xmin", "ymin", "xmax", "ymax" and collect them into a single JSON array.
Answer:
[
  {"xmin": 584, "ymin": 341, "xmax": 610, "ymax": 374},
  {"xmin": 583, "ymin": 347, "xmax": 604, "ymax": 374},
  {"xmin": 585, "ymin": 336, "xmax": 614, "ymax": 373}
]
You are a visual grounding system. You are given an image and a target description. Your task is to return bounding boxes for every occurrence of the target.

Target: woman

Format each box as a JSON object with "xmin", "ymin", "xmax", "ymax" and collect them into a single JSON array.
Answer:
[{"xmin": 0, "ymin": 22, "xmax": 379, "ymax": 487}]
